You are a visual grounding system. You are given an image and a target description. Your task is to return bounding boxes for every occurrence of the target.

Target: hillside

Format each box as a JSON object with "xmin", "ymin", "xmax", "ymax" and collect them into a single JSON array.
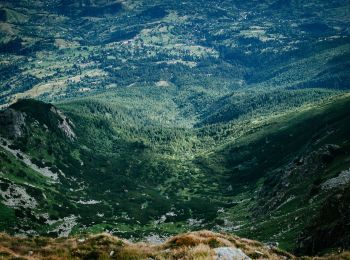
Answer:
[{"xmin": 0, "ymin": 94, "xmax": 349, "ymax": 256}]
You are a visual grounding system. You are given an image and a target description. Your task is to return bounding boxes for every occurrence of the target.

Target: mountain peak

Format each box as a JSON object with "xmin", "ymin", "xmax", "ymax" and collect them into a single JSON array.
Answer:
[{"xmin": 1, "ymin": 99, "xmax": 75, "ymax": 140}]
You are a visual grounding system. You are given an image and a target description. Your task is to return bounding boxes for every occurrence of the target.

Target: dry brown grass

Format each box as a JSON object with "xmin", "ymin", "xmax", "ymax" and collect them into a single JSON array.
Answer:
[
  {"xmin": 0, "ymin": 231, "xmax": 348, "ymax": 260},
  {"xmin": 160, "ymin": 231, "xmax": 294, "ymax": 259}
]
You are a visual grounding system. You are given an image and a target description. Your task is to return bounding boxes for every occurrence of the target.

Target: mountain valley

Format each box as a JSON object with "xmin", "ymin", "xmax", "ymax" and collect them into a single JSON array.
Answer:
[{"xmin": 0, "ymin": 0, "xmax": 350, "ymax": 259}]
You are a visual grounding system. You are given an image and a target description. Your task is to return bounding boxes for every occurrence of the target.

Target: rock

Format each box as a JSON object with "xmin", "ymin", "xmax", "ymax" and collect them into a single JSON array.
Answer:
[
  {"xmin": 0, "ymin": 180, "xmax": 38, "ymax": 209},
  {"xmin": 321, "ymin": 169, "xmax": 350, "ymax": 190},
  {"xmin": 215, "ymin": 247, "xmax": 251, "ymax": 260},
  {"xmin": 50, "ymin": 107, "xmax": 76, "ymax": 140},
  {"xmin": 0, "ymin": 108, "xmax": 26, "ymax": 138}
]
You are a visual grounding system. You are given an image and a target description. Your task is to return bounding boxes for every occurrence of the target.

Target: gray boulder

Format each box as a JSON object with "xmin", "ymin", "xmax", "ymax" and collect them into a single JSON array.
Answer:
[{"xmin": 215, "ymin": 247, "xmax": 251, "ymax": 260}]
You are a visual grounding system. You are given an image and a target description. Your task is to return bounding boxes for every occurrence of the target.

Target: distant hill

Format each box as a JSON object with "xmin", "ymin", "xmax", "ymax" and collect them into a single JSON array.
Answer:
[{"xmin": 0, "ymin": 0, "xmax": 349, "ymax": 109}]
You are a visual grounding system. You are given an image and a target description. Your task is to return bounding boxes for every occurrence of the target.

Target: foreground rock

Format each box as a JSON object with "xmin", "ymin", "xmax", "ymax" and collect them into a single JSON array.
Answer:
[{"xmin": 215, "ymin": 247, "xmax": 251, "ymax": 260}]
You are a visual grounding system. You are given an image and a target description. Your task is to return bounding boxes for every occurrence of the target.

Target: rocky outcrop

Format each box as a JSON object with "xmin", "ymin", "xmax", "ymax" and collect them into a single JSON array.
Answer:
[
  {"xmin": 321, "ymin": 169, "xmax": 350, "ymax": 190},
  {"xmin": 0, "ymin": 180, "xmax": 38, "ymax": 209},
  {"xmin": 0, "ymin": 109, "xmax": 26, "ymax": 138},
  {"xmin": 0, "ymin": 138, "xmax": 59, "ymax": 182},
  {"xmin": 296, "ymin": 183, "xmax": 350, "ymax": 255},
  {"xmin": 255, "ymin": 144, "xmax": 343, "ymax": 215},
  {"xmin": 50, "ymin": 107, "xmax": 76, "ymax": 140},
  {"xmin": 0, "ymin": 99, "xmax": 76, "ymax": 141}
]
